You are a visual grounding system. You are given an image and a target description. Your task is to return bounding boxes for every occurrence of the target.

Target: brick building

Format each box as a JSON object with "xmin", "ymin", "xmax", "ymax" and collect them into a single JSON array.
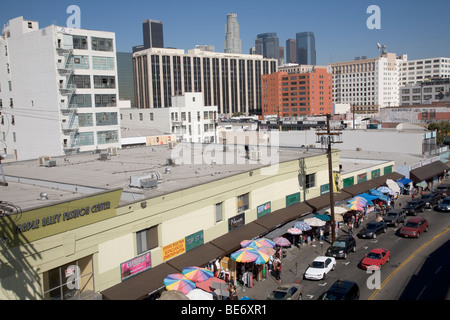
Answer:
[{"xmin": 262, "ymin": 68, "xmax": 333, "ymax": 117}]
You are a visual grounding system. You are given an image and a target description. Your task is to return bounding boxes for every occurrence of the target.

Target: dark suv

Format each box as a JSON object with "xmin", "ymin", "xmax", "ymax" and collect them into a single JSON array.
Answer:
[
  {"xmin": 421, "ymin": 193, "xmax": 442, "ymax": 209},
  {"xmin": 358, "ymin": 221, "xmax": 387, "ymax": 239},
  {"xmin": 317, "ymin": 280, "xmax": 360, "ymax": 300},
  {"xmin": 435, "ymin": 184, "xmax": 450, "ymax": 199},
  {"xmin": 325, "ymin": 235, "xmax": 356, "ymax": 259},
  {"xmin": 403, "ymin": 199, "xmax": 426, "ymax": 215},
  {"xmin": 383, "ymin": 210, "xmax": 406, "ymax": 227}
]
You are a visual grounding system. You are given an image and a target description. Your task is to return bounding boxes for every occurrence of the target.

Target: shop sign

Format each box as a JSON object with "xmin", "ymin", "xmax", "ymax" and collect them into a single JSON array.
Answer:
[
  {"xmin": 120, "ymin": 253, "xmax": 152, "ymax": 281},
  {"xmin": 257, "ymin": 202, "xmax": 271, "ymax": 218},
  {"xmin": 357, "ymin": 173, "xmax": 367, "ymax": 184},
  {"xmin": 343, "ymin": 177, "xmax": 355, "ymax": 188},
  {"xmin": 371, "ymin": 169, "xmax": 381, "ymax": 179},
  {"xmin": 1, "ymin": 189, "xmax": 122, "ymax": 246},
  {"xmin": 320, "ymin": 184, "xmax": 330, "ymax": 195},
  {"xmin": 228, "ymin": 213, "xmax": 245, "ymax": 232},
  {"xmin": 286, "ymin": 193, "xmax": 301, "ymax": 207},
  {"xmin": 384, "ymin": 165, "xmax": 393, "ymax": 175},
  {"xmin": 162, "ymin": 239, "xmax": 186, "ymax": 262},
  {"xmin": 185, "ymin": 231, "xmax": 204, "ymax": 252}
]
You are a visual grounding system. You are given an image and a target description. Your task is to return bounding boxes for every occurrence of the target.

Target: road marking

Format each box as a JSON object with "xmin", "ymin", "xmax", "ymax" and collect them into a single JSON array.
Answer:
[
  {"xmin": 307, "ymin": 295, "xmax": 314, "ymax": 299},
  {"xmin": 417, "ymin": 286, "xmax": 427, "ymax": 300},
  {"xmin": 368, "ymin": 227, "xmax": 450, "ymax": 300},
  {"xmin": 319, "ymin": 282, "xmax": 327, "ymax": 286},
  {"xmin": 435, "ymin": 266, "xmax": 442, "ymax": 274},
  {"xmin": 343, "ymin": 261, "xmax": 350, "ymax": 266}
]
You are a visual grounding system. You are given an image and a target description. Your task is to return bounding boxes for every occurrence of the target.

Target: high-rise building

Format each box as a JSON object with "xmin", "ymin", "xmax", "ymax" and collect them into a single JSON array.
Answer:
[
  {"xmin": 224, "ymin": 13, "xmax": 242, "ymax": 54},
  {"xmin": 133, "ymin": 19, "xmax": 164, "ymax": 53},
  {"xmin": 399, "ymin": 56, "xmax": 450, "ymax": 86},
  {"xmin": 117, "ymin": 52, "xmax": 135, "ymax": 107},
  {"xmin": 296, "ymin": 32, "xmax": 316, "ymax": 65},
  {"xmin": 132, "ymin": 47, "xmax": 277, "ymax": 115},
  {"xmin": 0, "ymin": 17, "xmax": 121, "ymax": 161},
  {"xmin": 286, "ymin": 39, "xmax": 297, "ymax": 64},
  {"xmin": 255, "ymin": 33, "xmax": 279, "ymax": 61},
  {"xmin": 262, "ymin": 68, "xmax": 333, "ymax": 117},
  {"xmin": 328, "ymin": 52, "xmax": 402, "ymax": 113}
]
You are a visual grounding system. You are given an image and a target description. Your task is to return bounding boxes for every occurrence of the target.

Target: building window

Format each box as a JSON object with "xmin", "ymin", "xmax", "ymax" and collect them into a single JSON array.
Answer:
[
  {"xmin": 215, "ymin": 202, "xmax": 223, "ymax": 223},
  {"xmin": 97, "ymin": 130, "xmax": 119, "ymax": 144},
  {"xmin": 305, "ymin": 173, "xmax": 315, "ymax": 189},
  {"xmin": 91, "ymin": 37, "xmax": 114, "ymax": 52},
  {"xmin": 96, "ymin": 112, "xmax": 118, "ymax": 126},
  {"xmin": 78, "ymin": 113, "xmax": 93, "ymax": 127},
  {"xmin": 79, "ymin": 132, "xmax": 94, "ymax": 146},
  {"xmin": 237, "ymin": 193, "xmax": 249, "ymax": 213},
  {"xmin": 72, "ymin": 75, "xmax": 91, "ymax": 89},
  {"xmin": 72, "ymin": 35, "xmax": 88, "ymax": 50},
  {"xmin": 93, "ymin": 76, "xmax": 116, "ymax": 89},
  {"xmin": 136, "ymin": 226, "xmax": 158, "ymax": 255},
  {"xmin": 95, "ymin": 94, "xmax": 117, "ymax": 107},
  {"xmin": 92, "ymin": 56, "xmax": 115, "ymax": 71},
  {"xmin": 43, "ymin": 256, "xmax": 94, "ymax": 300}
]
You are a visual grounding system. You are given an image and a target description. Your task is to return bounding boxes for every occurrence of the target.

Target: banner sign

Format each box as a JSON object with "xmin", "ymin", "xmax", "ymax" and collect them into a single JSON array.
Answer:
[
  {"xmin": 121, "ymin": 253, "xmax": 152, "ymax": 281},
  {"xmin": 162, "ymin": 239, "xmax": 186, "ymax": 262}
]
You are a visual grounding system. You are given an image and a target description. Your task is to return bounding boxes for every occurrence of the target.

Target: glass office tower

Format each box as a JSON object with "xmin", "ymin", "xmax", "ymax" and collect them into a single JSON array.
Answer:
[
  {"xmin": 255, "ymin": 33, "xmax": 279, "ymax": 61},
  {"xmin": 225, "ymin": 13, "xmax": 242, "ymax": 54},
  {"xmin": 296, "ymin": 32, "xmax": 316, "ymax": 65}
]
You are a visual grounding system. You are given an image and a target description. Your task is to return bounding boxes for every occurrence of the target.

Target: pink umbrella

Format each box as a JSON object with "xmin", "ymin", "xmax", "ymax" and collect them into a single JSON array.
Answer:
[{"xmin": 273, "ymin": 236, "xmax": 291, "ymax": 247}]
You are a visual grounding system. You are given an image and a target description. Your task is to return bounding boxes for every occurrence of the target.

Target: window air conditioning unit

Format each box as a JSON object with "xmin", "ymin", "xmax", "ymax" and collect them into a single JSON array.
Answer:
[
  {"xmin": 39, "ymin": 156, "xmax": 52, "ymax": 166},
  {"xmin": 44, "ymin": 160, "xmax": 57, "ymax": 167},
  {"xmin": 139, "ymin": 179, "xmax": 158, "ymax": 189}
]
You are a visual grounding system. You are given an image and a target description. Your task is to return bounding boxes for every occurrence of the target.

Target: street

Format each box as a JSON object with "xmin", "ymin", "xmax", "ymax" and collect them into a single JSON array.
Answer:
[{"xmin": 236, "ymin": 181, "xmax": 450, "ymax": 301}]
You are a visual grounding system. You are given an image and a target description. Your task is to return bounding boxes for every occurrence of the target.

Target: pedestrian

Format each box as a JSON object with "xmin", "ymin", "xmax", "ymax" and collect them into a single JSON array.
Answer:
[
  {"xmin": 320, "ymin": 228, "xmax": 324, "ymax": 242},
  {"xmin": 268, "ymin": 255, "xmax": 274, "ymax": 272},
  {"xmin": 391, "ymin": 199, "xmax": 395, "ymax": 210},
  {"xmin": 348, "ymin": 222, "xmax": 353, "ymax": 234}
]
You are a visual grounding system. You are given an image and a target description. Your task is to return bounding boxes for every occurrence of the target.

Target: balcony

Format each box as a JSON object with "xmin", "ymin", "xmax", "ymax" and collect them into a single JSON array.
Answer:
[
  {"xmin": 59, "ymin": 84, "xmax": 76, "ymax": 95},
  {"xmin": 60, "ymin": 103, "xmax": 78, "ymax": 115}
]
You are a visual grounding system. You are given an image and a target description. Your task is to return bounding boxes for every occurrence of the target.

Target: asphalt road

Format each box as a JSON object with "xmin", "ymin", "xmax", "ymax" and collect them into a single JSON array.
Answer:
[{"xmin": 236, "ymin": 189, "xmax": 450, "ymax": 301}]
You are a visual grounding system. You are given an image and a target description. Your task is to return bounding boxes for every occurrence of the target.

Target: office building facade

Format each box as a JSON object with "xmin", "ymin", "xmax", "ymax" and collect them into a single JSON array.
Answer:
[
  {"xmin": 286, "ymin": 39, "xmax": 297, "ymax": 64},
  {"xmin": 0, "ymin": 17, "xmax": 121, "ymax": 161},
  {"xmin": 296, "ymin": 32, "xmax": 316, "ymax": 66},
  {"xmin": 399, "ymin": 57, "xmax": 450, "ymax": 86},
  {"xmin": 262, "ymin": 68, "xmax": 333, "ymax": 117},
  {"xmin": 255, "ymin": 33, "xmax": 280, "ymax": 61},
  {"xmin": 133, "ymin": 19, "xmax": 164, "ymax": 53},
  {"xmin": 132, "ymin": 47, "xmax": 277, "ymax": 115},
  {"xmin": 116, "ymin": 52, "xmax": 135, "ymax": 107},
  {"xmin": 328, "ymin": 53, "xmax": 402, "ymax": 113},
  {"xmin": 224, "ymin": 13, "xmax": 242, "ymax": 54},
  {"xmin": 400, "ymin": 78, "xmax": 450, "ymax": 106}
]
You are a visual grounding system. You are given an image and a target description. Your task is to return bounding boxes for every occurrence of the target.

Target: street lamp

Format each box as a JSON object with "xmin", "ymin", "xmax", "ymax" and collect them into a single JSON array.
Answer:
[{"xmin": 316, "ymin": 114, "xmax": 343, "ymax": 243}]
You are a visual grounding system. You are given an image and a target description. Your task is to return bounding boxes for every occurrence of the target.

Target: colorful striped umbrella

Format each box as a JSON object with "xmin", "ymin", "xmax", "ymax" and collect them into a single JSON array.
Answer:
[
  {"xmin": 241, "ymin": 238, "xmax": 276, "ymax": 249},
  {"xmin": 164, "ymin": 274, "xmax": 196, "ymax": 295},
  {"xmin": 182, "ymin": 267, "xmax": 214, "ymax": 283},
  {"xmin": 288, "ymin": 227, "xmax": 303, "ymax": 235},
  {"xmin": 294, "ymin": 221, "xmax": 312, "ymax": 231},
  {"xmin": 231, "ymin": 247, "xmax": 259, "ymax": 263}
]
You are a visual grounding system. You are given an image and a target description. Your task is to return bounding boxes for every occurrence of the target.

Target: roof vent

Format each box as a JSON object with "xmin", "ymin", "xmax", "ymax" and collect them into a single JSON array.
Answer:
[{"xmin": 40, "ymin": 192, "xmax": 48, "ymax": 200}]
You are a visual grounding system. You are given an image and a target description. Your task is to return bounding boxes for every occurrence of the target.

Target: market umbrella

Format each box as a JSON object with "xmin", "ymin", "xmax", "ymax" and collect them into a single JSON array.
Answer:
[
  {"xmin": 241, "ymin": 238, "xmax": 276, "ymax": 249},
  {"xmin": 182, "ymin": 267, "xmax": 214, "ymax": 283},
  {"xmin": 253, "ymin": 248, "xmax": 271, "ymax": 265},
  {"xmin": 158, "ymin": 290, "xmax": 189, "ymax": 300},
  {"xmin": 287, "ymin": 227, "xmax": 303, "ymax": 235},
  {"xmin": 230, "ymin": 247, "xmax": 259, "ymax": 263},
  {"xmin": 164, "ymin": 274, "xmax": 196, "ymax": 295},
  {"xmin": 196, "ymin": 277, "xmax": 226, "ymax": 293},
  {"xmin": 259, "ymin": 246, "xmax": 276, "ymax": 256},
  {"xmin": 346, "ymin": 203, "xmax": 364, "ymax": 211},
  {"xmin": 294, "ymin": 221, "xmax": 312, "ymax": 231},
  {"xmin": 386, "ymin": 179, "xmax": 401, "ymax": 193},
  {"xmin": 349, "ymin": 196, "xmax": 370, "ymax": 206},
  {"xmin": 315, "ymin": 214, "xmax": 331, "ymax": 222},
  {"xmin": 304, "ymin": 217, "xmax": 326, "ymax": 227},
  {"xmin": 416, "ymin": 181, "xmax": 427, "ymax": 188},
  {"xmin": 273, "ymin": 236, "xmax": 291, "ymax": 247},
  {"xmin": 186, "ymin": 289, "xmax": 214, "ymax": 300},
  {"xmin": 326, "ymin": 206, "xmax": 348, "ymax": 214},
  {"xmin": 377, "ymin": 186, "xmax": 394, "ymax": 194}
]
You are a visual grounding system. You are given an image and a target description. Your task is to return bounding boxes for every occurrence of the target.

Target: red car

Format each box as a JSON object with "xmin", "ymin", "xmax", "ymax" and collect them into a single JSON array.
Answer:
[
  {"xmin": 360, "ymin": 248, "xmax": 390, "ymax": 270},
  {"xmin": 399, "ymin": 217, "xmax": 429, "ymax": 238}
]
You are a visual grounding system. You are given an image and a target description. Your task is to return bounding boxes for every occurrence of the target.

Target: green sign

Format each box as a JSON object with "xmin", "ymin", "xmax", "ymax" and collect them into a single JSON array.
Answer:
[
  {"xmin": 357, "ymin": 173, "xmax": 367, "ymax": 184},
  {"xmin": 257, "ymin": 202, "xmax": 271, "ymax": 218},
  {"xmin": 343, "ymin": 177, "xmax": 355, "ymax": 188},
  {"xmin": 286, "ymin": 193, "xmax": 301, "ymax": 207},
  {"xmin": 384, "ymin": 165, "xmax": 393, "ymax": 175},
  {"xmin": 320, "ymin": 184, "xmax": 330, "ymax": 195},
  {"xmin": 371, "ymin": 169, "xmax": 381, "ymax": 179},
  {"xmin": 185, "ymin": 231, "xmax": 204, "ymax": 252}
]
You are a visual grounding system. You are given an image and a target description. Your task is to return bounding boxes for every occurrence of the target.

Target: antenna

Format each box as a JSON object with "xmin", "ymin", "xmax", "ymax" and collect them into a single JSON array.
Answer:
[{"xmin": 377, "ymin": 43, "xmax": 387, "ymax": 54}]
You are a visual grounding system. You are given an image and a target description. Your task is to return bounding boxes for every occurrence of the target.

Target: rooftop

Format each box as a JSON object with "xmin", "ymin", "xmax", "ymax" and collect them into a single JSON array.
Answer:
[{"xmin": 1, "ymin": 143, "xmax": 327, "ymax": 212}]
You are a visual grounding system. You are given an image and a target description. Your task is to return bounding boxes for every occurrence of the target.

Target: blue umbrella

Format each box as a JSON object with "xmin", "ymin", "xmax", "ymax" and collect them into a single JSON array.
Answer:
[
  {"xmin": 294, "ymin": 221, "xmax": 312, "ymax": 231},
  {"xmin": 314, "ymin": 214, "xmax": 331, "ymax": 222}
]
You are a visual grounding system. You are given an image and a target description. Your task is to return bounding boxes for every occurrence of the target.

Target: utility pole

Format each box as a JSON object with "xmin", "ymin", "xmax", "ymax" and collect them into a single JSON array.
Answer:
[{"xmin": 316, "ymin": 114, "xmax": 342, "ymax": 243}]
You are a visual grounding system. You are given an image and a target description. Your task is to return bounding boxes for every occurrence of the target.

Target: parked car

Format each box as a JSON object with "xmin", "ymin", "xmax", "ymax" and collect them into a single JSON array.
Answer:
[
  {"xmin": 317, "ymin": 280, "xmax": 360, "ymax": 300},
  {"xmin": 304, "ymin": 256, "xmax": 336, "ymax": 280},
  {"xmin": 360, "ymin": 248, "xmax": 390, "ymax": 270},
  {"xmin": 399, "ymin": 217, "xmax": 429, "ymax": 238},
  {"xmin": 403, "ymin": 199, "xmax": 426, "ymax": 215},
  {"xmin": 435, "ymin": 184, "xmax": 450, "ymax": 198},
  {"xmin": 267, "ymin": 283, "xmax": 304, "ymax": 300},
  {"xmin": 421, "ymin": 193, "xmax": 441, "ymax": 209},
  {"xmin": 383, "ymin": 210, "xmax": 406, "ymax": 227},
  {"xmin": 437, "ymin": 197, "xmax": 450, "ymax": 212},
  {"xmin": 357, "ymin": 221, "xmax": 387, "ymax": 239},
  {"xmin": 325, "ymin": 235, "xmax": 356, "ymax": 259}
]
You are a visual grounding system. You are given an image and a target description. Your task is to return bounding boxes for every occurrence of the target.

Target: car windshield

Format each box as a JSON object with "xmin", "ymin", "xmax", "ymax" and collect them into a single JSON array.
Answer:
[
  {"xmin": 311, "ymin": 261, "xmax": 325, "ymax": 268},
  {"xmin": 319, "ymin": 292, "xmax": 341, "ymax": 300},
  {"xmin": 442, "ymin": 199, "xmax": 450, "ymax": 205},
  {"xmin": 405, "ymin": 203, "xmax": 417, "ymax": 208},
  {"xmin": 366, "ymin": 224, "xmax": 377, "ymax": 230},
  {"xmin": 268, "ymin": 290, "xmax": 287, "ymax": 300},
  {"xmin": 332, "ymin": 241, "xmax": 346, "ymax": 248},
  {"xmin": 367, "ymin": 252, "xmax": 381, "ymax": 259},
  {"xmin": 386, "ymin": 212, "xmax": 397, "ymax": 217},
  {"xmin": 405, "ymin": 222, "xmax": 419, "ymax": 228}
]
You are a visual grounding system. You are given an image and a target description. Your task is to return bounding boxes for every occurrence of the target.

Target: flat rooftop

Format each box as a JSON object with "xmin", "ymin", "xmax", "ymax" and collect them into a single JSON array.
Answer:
[{"xmin": 1, "ymin": 143, "xmax": 328, "ymax": 212}]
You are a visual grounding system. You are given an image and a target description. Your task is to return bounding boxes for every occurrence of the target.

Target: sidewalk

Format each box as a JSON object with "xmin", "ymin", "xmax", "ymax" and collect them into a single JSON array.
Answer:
[{"xmin": 234, "ymin": 184, "xmax": 436, "ymax": 300}]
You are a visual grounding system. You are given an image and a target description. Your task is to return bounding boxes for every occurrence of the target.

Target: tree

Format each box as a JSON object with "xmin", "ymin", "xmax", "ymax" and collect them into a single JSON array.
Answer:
[{"xmin": 428, "ymin": 121, "xmax": 450, "ymax": 144}]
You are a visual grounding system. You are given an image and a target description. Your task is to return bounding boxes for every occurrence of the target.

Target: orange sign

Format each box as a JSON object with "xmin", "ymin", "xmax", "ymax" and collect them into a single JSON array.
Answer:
[{"xmin": 162, "ymin": 239, "xmax": 186, "ymax": 261}]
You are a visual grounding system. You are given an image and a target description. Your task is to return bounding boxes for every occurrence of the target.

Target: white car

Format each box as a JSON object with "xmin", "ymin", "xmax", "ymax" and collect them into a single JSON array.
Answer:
[{"xmin": 304, "ymin": 256, "xmax": 336, "ymax": 280}]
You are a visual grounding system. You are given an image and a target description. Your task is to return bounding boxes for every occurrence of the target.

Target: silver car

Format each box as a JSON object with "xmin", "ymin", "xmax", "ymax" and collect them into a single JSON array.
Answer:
[{"xmin": 437, "ymin": 197, "xmax": 450, "ymax": 212}]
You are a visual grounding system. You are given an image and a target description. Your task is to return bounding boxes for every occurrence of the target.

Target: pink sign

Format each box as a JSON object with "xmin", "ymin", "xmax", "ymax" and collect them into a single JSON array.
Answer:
[{"xmin": 121, "ymin": 253, "xmax": 152, "ymax": 281}]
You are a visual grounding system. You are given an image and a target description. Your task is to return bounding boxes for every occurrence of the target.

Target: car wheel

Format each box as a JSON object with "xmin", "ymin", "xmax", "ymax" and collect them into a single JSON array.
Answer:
[
  {"xmin": 322, "ymin": 273, "xmax": 326, "ymax": 280},
  {"xmin": 332, "ymin": 264, "xmax": 336, "ymax": 271},
  {"xmin": 352, "ymin": 246, "xmax": 356, "ymax": 252},
  {"xmin": 344, "ymin": 253, "xmax": 348, "ymax": 259},
  {"xmin": 425, "ymin": 226, "xmax": 429, "ymax": 232},
  {"xmin": 373, "ymin": 234, "xmax": 377, "ymax": 239},
  {"xmin": 383, "ymin": 228, "xmax": 387, "ymax": 233},
  {"xmin": 417, "ymin": 232, "xmax": 420, "ymax": 238}
]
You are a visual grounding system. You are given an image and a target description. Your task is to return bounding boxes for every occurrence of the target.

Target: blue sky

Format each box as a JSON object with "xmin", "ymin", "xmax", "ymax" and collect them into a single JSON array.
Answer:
[{"xmin": 1, "ymin": 0, "xmax": 450, "ymax": 64}]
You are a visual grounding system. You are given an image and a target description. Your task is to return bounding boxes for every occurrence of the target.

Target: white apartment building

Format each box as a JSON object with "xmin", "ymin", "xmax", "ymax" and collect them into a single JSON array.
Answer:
[
  {"xmin": 0, "ymin": 17, "xmax": 121, "ymax": 161},
  {"xmin": 120, "ymin": 93, "xmax": 218, "ymax": 143},
  {"xmin": 399, "ymin": 57, "xmax": 450, "ymax": 86},
  {"xmin": 328, "ymin": 53, "xmax": 404, "ymax": 113}
]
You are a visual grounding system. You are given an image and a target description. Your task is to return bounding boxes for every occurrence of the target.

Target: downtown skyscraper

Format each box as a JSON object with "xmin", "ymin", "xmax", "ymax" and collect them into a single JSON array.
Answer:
[
  {"xmin": 224, "ymin": 13, "xmax": 242, "ymax": 54},
  {"xmin": 296, "ymin": 32, "xmax": 316, "ymax": 65}
]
